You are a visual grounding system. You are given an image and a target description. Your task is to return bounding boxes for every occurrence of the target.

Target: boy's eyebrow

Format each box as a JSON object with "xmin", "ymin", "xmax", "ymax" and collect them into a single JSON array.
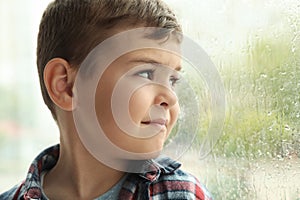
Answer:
[{"xmin": 128, "ymin": 58, "xmax": 182, "ymax": 71}]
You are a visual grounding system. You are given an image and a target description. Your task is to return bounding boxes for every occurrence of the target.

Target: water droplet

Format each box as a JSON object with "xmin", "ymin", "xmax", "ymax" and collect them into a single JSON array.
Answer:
[
  {"xmin": 280, "ymin": 86, "xmax": 284, "ymax": 91},
  {"xmin": 267, "ymin": 111, "xmax": 272, "ymax": 116},
  {"xmin": 260, "ymin": 73, "xmax": 267, "ymax": 78},
  {"xmin": 279, "ymin": 71, "xmax": 287, "ymax": 76},
  {"xmin": 285, "ymin": 125, "xmax": 291, "ymax": 131}
]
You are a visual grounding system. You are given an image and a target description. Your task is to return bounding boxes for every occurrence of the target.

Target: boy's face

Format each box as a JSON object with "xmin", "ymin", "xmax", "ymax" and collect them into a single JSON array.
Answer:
[{"xmin": 95, "ymin": 48, "xmax": 181, "ymax": 155}]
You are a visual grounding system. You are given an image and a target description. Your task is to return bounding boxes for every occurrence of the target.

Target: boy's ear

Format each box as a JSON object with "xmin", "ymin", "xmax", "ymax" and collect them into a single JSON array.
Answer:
[{"xmin": 44, "ymin": 58, "xmax": 77, "ymax": 111}]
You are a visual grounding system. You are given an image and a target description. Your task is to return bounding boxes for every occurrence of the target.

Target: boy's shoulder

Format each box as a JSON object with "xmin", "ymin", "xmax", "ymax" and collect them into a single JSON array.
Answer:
[
  {"xmin": 153, "ymin": 166, "xmax": 213, "ymax": 200},
  {"xmin": 0, "ymin": 183, "xmax": 23, "ymax": 200},
  {"xmin": 121, "ymin": 156, "xmax": 213, "ymax": 200},
  {"xmin": 0, "ymin": 147, "xmax": 213, "ymax": 200}
]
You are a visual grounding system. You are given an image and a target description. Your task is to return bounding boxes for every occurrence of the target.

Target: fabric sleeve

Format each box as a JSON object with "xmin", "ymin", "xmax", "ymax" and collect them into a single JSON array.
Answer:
[{"xmin": 0, "ymin": 183, "xmax": 21, "ymax": 200}]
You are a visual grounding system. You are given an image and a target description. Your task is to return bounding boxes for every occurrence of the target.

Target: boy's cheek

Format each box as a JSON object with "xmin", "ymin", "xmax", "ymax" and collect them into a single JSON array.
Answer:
[
  {"xmin": 171, "ymin": 103, "xmax": 180, "ymax": 124},
  {"xmin": 166, "ymin": 104, "xmax": 179, "ymax": 134}
]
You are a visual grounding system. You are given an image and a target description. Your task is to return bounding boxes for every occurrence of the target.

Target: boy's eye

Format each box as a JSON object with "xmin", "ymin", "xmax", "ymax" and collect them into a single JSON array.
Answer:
[
  {"xmin": 169, "ymin": 76, "xmax": 180, "ymax": 87},
  {"xmin": 134, "ymin": 68, "xmax": 181, "ymax": 88},
  {"xmin": 136, "ymin": 70, "xmax": 154, "ymax": 80}
]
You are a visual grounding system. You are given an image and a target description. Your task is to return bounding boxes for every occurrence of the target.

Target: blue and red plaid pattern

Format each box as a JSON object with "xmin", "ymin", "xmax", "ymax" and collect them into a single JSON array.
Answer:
[{"xmin": 0, "ymin": 145, "xmax": 213, "ymax": 200}]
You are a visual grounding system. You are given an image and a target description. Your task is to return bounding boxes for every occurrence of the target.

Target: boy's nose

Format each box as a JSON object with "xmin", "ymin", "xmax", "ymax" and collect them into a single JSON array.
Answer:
[{"xmin": 154, "ymin": 86, "xmax": 178, "ymax": 108}]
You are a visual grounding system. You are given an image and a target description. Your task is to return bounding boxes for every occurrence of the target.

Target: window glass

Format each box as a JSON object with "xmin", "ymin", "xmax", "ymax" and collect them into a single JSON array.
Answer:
[{"xmin": 164, "ymin": 0, "xmax": 300, "ymax": 199}]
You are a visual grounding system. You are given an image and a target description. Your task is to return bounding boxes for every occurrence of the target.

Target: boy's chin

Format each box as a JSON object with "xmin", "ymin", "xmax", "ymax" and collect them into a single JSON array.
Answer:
[
  {"xmin": 120, "ymin": 149, "xmax": 162, "ymax": 161},
  {"xmin": 117, "ymin": 152, "xmax": 163, "ymax": 173},
  {"xmin": 93, "ymin": 149, "xmax": 164, "ymax": 173}
]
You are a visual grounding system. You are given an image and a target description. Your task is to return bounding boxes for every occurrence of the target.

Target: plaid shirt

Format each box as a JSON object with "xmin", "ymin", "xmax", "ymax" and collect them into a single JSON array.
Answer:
[{"xmin": 0, "ymin": 145, "xmax": 213, "ymax": 200}]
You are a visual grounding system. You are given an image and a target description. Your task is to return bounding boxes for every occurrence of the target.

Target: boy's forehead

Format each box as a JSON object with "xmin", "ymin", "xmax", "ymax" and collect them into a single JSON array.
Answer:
[
  {"xmin": 99, "ymin": 27, "xmax": 182, "ymax": 69},
  {"xmin": 106, "ymin": 26, "xmax": 181, "ymax": 50},
  {"xmin": 78, "ymin": 27, "xmax": 182, "ymax": 77},
  {"xmin": 121, "ymin": 48, "xmax": 182, "ymax": 70}
]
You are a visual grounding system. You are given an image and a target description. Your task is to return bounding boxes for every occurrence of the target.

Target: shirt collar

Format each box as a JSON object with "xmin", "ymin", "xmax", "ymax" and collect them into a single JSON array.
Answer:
[
  {"xmin": 138, "ymin": 157, "xmax": 181, "ymax": 181},
  {"xmin": 23, "ymin": 145, "xmax": 59, "ymax": 200},
  {"xmin": 21, "ymin": 144, "xmax": 181, "ymax": 199}
]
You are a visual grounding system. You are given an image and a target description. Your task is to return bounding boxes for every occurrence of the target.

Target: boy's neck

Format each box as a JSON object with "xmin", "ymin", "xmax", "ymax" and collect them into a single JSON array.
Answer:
[{"xmin": 43, "ymin": 117, "xmax": 125, "ymax": 200}]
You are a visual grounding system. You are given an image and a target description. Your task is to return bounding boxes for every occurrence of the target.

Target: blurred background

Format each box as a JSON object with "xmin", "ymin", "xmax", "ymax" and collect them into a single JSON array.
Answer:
[{"xmin": 0, "ymin": 0, "xmax": 299, "ymax": 199}]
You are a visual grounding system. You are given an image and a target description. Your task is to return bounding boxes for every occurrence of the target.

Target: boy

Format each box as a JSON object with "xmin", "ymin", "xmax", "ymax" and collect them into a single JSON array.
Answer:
[{"xmin": 1, "ymin": 0, "xmax": 212, "ymax": 199}]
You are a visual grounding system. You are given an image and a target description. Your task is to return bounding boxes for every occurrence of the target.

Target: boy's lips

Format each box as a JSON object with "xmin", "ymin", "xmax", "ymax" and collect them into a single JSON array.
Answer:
[{"xmin": 141, "ymin": 118, "xmax": 167, "ymax": 126}]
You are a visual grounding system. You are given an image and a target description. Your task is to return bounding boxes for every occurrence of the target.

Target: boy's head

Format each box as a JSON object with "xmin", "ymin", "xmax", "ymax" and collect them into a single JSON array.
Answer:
[{"xmin": 37, "ymin": 0, "xmax": 182, "ymax": 120}]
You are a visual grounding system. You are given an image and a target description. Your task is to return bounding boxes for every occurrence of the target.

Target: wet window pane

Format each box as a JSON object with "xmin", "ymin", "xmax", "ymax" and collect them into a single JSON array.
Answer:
[{"xmin": 164, "ymin": 0, "xmax": 300, "ymax": 199}]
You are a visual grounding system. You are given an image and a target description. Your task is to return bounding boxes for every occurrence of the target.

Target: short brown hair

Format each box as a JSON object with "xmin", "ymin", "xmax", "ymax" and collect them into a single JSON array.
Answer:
[{"xmin": 37, "ymin": 0, "xmax": 182, "ymax": 120}]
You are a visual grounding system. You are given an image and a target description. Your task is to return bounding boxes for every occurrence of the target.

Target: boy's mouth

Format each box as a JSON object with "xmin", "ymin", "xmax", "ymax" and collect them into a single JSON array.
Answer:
[{"xmin": 141, "ymin": 119, "xmax": 167, "ymax": 126}]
